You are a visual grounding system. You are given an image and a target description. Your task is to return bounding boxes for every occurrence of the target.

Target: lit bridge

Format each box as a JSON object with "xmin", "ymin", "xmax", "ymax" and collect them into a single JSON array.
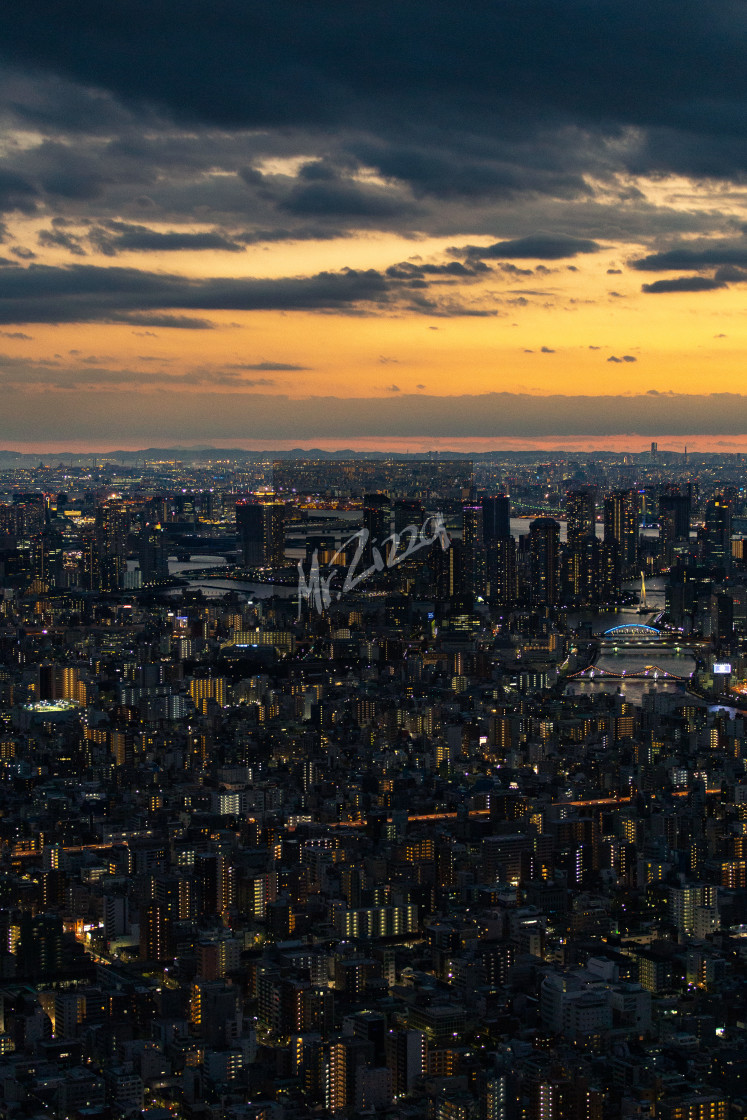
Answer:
[
  {"xmin": 568, "ymin": 663, "xmax": 693, "ymax": 682},
  {"xmin": 604, "ymin": 622, "xmax": 663, "ymax": 640},
  {"xmin": 566, "ymin": 621, "xmax": 704, "ymax": 680},
  {"xmin": 602, "ymin": 623, "xmax": 661, "ymax": 640}
]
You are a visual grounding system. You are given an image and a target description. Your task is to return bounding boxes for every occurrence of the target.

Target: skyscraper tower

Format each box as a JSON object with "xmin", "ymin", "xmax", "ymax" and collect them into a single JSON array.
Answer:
[
  {"xmin": 483, "ymin": 495, "xmax": 513, "ymax": 607},
  {"xmin": 703, "ymin": 495, "xmax": 732, "ymax": 570},
  {"xmin": 659, "ymin": 485, "xmax": 691, "ymax": 539},
  {"xmin": 603, "ymin": 489, "xmax": 639, "ymax": 577},
  {"xmin": 566, "ymin": 488, "xmax": 596, "ymax": 549},
  {"xmin": 236, "ymin": 499, "xmax": 286, "ymax": 567},
  {"xmin": 462, "ymin": 500, "xmax": 484, "ymax": 598},
  {"xmin": 489, "ymin": 538, "xmax": 518, "ymax": 609},
  {"xmin": 362, "ymin": 492, "xmax": 390, "ymax": 565},
  {"xmin": 236, "ymin": 501, "xmax": 264, "ymax": 567},
  {"xmin": 95, "ymin": 500, "xmax": 129, "ymax": 592},
  {"xmin": 482, "ymin": 495, "xmax": 511, "ymax": 544},
  {"xmin": 393, "ymin": 498, "xmax": 424, "ymax": 537},
  {"xmin": 139, "ymin": 523, "xmax": 169, "ymax": 585},
  {"xmin": 529, "ymin": 518, "xmax": 560, "ymax": 607}
]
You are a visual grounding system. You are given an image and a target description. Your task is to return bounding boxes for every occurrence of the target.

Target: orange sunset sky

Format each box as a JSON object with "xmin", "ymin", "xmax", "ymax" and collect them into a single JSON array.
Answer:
[{"xmin": 2, "ymin": 3, "xmax": 747, "ymax": 450}]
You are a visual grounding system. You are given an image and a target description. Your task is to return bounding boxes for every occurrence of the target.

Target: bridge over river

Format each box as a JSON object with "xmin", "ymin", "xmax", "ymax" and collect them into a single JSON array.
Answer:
[{"xmin": 567, "ymin": 622, "xmax": 703, "ymax": 682}]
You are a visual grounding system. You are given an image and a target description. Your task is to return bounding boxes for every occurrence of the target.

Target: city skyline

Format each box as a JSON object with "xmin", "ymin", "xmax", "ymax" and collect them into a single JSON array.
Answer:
[{"xmin": 2, "ymin": 5, "xmax": 747, "ymax": 448}]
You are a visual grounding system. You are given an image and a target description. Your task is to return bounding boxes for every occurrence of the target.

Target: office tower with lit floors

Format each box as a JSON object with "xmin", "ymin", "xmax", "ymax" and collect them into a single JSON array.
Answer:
[
  {"xmin": 99, "ymin": 500, "xmax": 129, "ymax": 591},
  {"xmin": 660, "ymin": 484, "xmax": 692, "ymax": 539},
  {"xmin": 362, "ymin": 492, "xmax": 391, "ymax": 566},
  {"xmin": 703, "ymin": 494, "xmax": 732, "ymax": 570},
  {"xmin": 462, "ymin": 499, "xmax": 485, "ymax": 600},
  {"xmin": 529, "ymin": 517, "xmax": 560, "ymax": 607},
  {"xmin": 482, "ymin": 495, "xmax": 516, "ymax": 608},
  {"xmin": 139, "ymin": 901, "xmax": 173, "ymax": 962},
  {"xmin": 236, "ymin": 499, "xmax": 286, "ymax": 567},
  {"xmin": 393, "ymin": 498, "xmax": 424, "ymax": 536},
  {"xmin": 81, "ymin": 499, "xmax": 129, "ymax": 592},
  {"xmin": 482, "ymin": 494, "xmax": 511, "ymax": 543},
  {"xmin": 138, "ymin": 522, "xmax": 168, "ymax": 585},
  {"xmin": 566, "ymin": 488, "xmax": 596, "ymax": 548},
  {"xmin": 603, "ymin": 488, "xmax": 639, "ymax": 578}
]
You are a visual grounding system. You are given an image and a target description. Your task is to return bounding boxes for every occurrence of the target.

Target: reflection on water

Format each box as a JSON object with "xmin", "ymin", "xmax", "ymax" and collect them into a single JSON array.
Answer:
[
  {"xmin": 565, "ymin": 576, "xmax": 666, "ymax": 635},
  {"xmin": 594, "ymin": 649, "xmax": 695, "ymax": 676},
  {"xmin": 564, "ymin": 575, "xmax": 697, "ymax": 701},
  {"xmin": 510, "ymin": 518, "xmax": 603, "ymax": 543},
  {"xmin": 180, "ymin": 579, "xmax": 298, "ymax": 600},
  {"xmin": 565, "ymin": 679, "xmax": 689, "ymax": 703},
  {"xmin": 168, "ymin": 554, "xmax": 228, "ymax": 575}
]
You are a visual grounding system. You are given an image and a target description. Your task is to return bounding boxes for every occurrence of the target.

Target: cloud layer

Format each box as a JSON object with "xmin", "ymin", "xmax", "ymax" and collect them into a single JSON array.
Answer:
[
  {"xmin": 0, "ymin": 4, "xmax": 746, "ymax": 442},
  {"xmin": 0, "ymin": 383, "xmax": 743, "ymax": 443}
]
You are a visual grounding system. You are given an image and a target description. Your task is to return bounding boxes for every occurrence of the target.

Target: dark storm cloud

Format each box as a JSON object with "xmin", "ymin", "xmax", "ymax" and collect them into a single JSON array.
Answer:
[
  {"xmin": 227, "ymin": 362, "xmax": 311, "ymax": 372},
  {"xmin": 459, "ymin": 235, "xmax": 601, "ymax": 260},
  {"xmin": 0, "ymin": 169, "xmax": 38, "ymax": 214},
  {"xmin": 89, "ymin": 221, "xmax": 246, "ymax": 255},
  {"xmin": 5, "ymin": 0, "xmax": 747, "ymax": 355},
  {"xmin": 37, "ymin": 226, "xmax": 87, "ymax": 255},
  {"xmin": 385, "ymin": 260, "xmax": 488, "ymax": 281},
  {"xmin": 107, "ymin": 313, "xmax": 219, "ymax": 330},
  {"xmin": 2, "ymin": 0, "xmax": 747, "ymax": 209},
  {"xmin": 4, "ymin": 2, "xmax": 747, "ymax": 163},
  {"xmin": 0, "ymin": 262, "xmax": 400, "ymax": 324},
  {"xmin": 347, "ymin": 140, "xmax": 590, "ymax": 201},
  {"xmin": 30, "ymin": 141, "xmax": 107, "ymax": 200},
  {"xmin": 0, "ymin": 354, "xmax": 279, "ymax": 390},
  {"xmin": 641, "ymin": 276, "xmax": 727, "ymax": 293},
  {"xmin": 235, "ymin": 228, "xmax": 351, "ymax": 244},
  {"xmin": 280, "ymin": 180, "xmax": 415, "ymax": 219},
  {"xmin": 632, "ymin": 243, "xmax": 747, "ymax": 271}
]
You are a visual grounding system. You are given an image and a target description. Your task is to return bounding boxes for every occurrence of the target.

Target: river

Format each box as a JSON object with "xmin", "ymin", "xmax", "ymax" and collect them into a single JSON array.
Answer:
[
  {"xmin": 167, "ymin": 555, "xmax": 297, "ymax": 600},
  {"xmin": 563, "ymin": 574, "xmax": 700, "ymax": 703}
]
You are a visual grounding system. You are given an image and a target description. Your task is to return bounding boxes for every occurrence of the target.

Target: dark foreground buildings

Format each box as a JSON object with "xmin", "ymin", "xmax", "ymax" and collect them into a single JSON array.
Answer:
[{"xmin": 0, "ymin": 453, "xmax": 741, "ymax": 1118}]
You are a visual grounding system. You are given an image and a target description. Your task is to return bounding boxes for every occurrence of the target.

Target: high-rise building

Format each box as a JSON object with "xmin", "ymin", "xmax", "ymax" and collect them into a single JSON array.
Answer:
[
  {"xmin": 94, "ymin": 500, "xmax": 129, "ymax": 591},
  {"xmin": 657, "ymin": 1093, "xmax": 728, "ymax": 1120},
  {"xmin": 363, "ymin": 493, "xmax": 391, "ymax": 566},
  {"xmin": 393, "ymin": 498, "xmax": 424, "ymax": 537},
  {"xmin": 385, "ymin": 1029, "xmax": 426, "ymax": 1097},
  {"xmin": 323, "ymin": 1037, "xmax": 372, "ymax": 1114},
  {"xmin": 429, "ymin": 538, "xmax": 472, "ymax": 611},
  {"xmin": 12, "ymin": 492, "xmax": 47, "ymax": 534},
  {"xmin": 529, "ymin": 518, "xmax": 560, "ymax": 607},
  {"xmin": 29, "ymin": 525, "xmax": 63, "ymax": 589},
  {"xmin": 566, "ymin": 488, "xmax": 596, "ymax": 549},
  {"xmin": 603, "ymin": 489, "xmax": 639, "ymax": 576},
  {"xmin": 564, "ymin": 534, "xmax": 619, "ymax": 606},
  {"xmin": 487, "ymin": 537, "xmax": 517, "ymax": 609},
  {"xmin": 703, "ymin": 495, "xmax": 731, "ymax": 569},
  {"xmin": 138, "ymin": 523, "xmax": 168, "ymax": 585},
  {"xmin": 140, "ymin": 901, "xmax": 173, "ymax": 961},
  {"xmin": 462, "ymin": 501, "xmax": 484, "ymax": 598},
  {"xmin": 660, "ymin": 486, "xmax": 691, "ymax": 539},
  {"xmin": 236, "ymin": 499, "xmax": 286, "ymax": 567},
  {"xmin": 482, "ymin": 495, "xmax": 511, "ymax": 544},
  {"xmin": 189, "ymin": 676, "xmax": 227, "ymax": 710}
]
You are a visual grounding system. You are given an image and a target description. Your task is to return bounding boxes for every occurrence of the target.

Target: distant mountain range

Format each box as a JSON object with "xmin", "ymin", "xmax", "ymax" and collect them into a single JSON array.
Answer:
[{"xmin": 0, "ymin": 446, "xmax": 706, "ymax": 466}]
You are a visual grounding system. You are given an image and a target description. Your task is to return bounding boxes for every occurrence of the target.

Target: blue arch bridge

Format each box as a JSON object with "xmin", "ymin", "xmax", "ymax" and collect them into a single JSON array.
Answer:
[{"xmin": 602, "ymin": 623, "xmax": 661, "ymax": 639}]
